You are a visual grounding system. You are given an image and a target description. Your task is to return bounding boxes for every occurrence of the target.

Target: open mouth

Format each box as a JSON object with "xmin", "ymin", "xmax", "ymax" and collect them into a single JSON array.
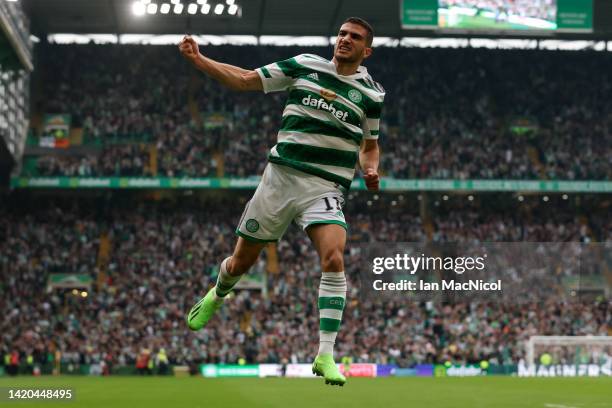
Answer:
[{"xmin": 339, "ymin": 45, "xmax": 351, "ymax": 52}]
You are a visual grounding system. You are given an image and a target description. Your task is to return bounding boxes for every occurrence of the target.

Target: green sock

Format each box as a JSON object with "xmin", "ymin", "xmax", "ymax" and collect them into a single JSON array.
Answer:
[{"xmin": 318, "ymin": 272, "xmax": 347, "ymax": 357}]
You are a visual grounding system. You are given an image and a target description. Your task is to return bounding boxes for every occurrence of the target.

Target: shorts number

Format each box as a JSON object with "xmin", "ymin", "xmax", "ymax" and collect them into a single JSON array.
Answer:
[{"xmin": 323, "ymin": 197, "xmax": 341, "ymax": 211}]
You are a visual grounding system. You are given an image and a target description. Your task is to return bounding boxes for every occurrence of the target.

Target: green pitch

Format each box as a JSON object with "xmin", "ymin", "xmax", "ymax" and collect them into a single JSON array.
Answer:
[
  {"xmin": 441, "ymin": 15, "xmax": 552, "ymax": 30},
  {"xmin": 1, "ymin": 376, "xmax": 611, "ymax": 408}
]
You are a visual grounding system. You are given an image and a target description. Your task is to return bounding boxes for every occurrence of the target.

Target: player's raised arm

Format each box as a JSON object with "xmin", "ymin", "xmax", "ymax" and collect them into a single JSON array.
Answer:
[{"xmin": 178, "ymin": 36, "xmax": 262, "ymax": 92}]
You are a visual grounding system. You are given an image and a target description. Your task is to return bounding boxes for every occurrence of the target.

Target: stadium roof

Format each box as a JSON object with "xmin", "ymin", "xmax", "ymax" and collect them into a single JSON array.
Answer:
[{"xmin": 21, "ymin": 0, "xmax": 612, "ymax": 40}]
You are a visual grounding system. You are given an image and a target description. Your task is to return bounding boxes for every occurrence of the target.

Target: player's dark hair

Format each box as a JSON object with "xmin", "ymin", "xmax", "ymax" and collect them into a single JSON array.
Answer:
[{"xmin": 342, "ymin": 17, "xmax": 374, "ymax": 47}]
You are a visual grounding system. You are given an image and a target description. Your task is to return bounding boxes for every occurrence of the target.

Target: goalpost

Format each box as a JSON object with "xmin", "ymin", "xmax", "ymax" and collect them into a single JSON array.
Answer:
[{"xmin": 526, "ymin": 336, "xmax": 612, "ymax": 367}]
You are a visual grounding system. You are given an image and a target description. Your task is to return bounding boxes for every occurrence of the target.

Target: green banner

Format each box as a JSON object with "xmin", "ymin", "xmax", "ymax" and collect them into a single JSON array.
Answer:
[
  {"xmin": 435, "ymin": 364, "xmax": 484, "ymax": 377},
  {"xmin": 557, "ymin": 0, "xmax": 593, "ymax": 32},
  {"xmin": 10, "ymin": 177, "xmax": 612, "ymax": 193},
  {"xmin": 200, "ymin": 364, "xmax": 259, "ymax": 378},
  {"xmin": 48, "ymin": 274, "xmax": 93, "ymax": 289},
  {"xmin": 401, "ymin": 0, "xmax": 438, "ymax": 28}
]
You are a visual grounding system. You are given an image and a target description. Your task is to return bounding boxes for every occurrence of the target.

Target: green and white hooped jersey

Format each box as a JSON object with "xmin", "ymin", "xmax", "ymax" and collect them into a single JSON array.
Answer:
[{"xmin": 255, "ymin": 54, "xmax": 385, "ymax": 190}]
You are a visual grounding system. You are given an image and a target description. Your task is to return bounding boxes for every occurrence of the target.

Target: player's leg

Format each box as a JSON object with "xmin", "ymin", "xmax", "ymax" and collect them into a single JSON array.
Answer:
[
  {"xmin": 293, "ymin": 185, "xmax": 348, "ymax": 386},
  {"xmin": 187, "ymin": 237, "xmax": 265, "ymax": 331},
  {"xmin": 187, "ymin": 163, "xmax": 292, "ymax": 331},
  {"xmin": 218, "ymin": 236, "xmax": 267, "ymax": 295},
  {"xmin": 307, "ymin": 223, "xmax": 348, "ymax": 386}
]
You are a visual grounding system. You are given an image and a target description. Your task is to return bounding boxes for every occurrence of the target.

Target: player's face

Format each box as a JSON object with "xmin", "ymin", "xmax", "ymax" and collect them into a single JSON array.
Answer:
[{"xmin": 333, "ymin": 23, "xmax": 372, "ymax": 64}]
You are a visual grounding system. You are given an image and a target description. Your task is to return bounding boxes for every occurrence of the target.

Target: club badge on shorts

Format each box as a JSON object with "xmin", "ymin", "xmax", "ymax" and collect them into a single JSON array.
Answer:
[{"xmin": 246, "ymin": 219, "xmax": 260, "ymax": 233}]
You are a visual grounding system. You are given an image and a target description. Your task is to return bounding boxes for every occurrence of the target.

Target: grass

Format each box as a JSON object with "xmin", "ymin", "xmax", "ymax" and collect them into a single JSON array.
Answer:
[
  {"xmin": 1, "ymin": 376, "xmax": 611, "ymax": 408},
  {"xmin": 441, "ymin": 15, "xmax": 543, "ymax": 30}
]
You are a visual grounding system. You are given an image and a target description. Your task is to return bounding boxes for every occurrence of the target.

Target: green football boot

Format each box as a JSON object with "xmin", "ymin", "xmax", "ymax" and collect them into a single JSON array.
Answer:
[
  {"xmin": 312, "ymin": 353, "xmax": 346, "ymax": 386},
  {"xmin": 186, "ymin": 288, "xmax": 224, "ymax": 331}
]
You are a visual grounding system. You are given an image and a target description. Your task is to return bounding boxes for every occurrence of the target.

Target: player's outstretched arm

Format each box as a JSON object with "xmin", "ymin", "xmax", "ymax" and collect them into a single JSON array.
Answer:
[
  {"xmin": 178, "ymin": 36, "xmax": 262, "ymax": 92},
  {"xmin": 360, "ymin": 139, "xmax": 380, "ymax": 191}
]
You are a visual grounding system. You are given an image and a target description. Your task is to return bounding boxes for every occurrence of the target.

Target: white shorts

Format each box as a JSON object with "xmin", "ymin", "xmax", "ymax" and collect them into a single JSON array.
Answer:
[{"xmin": 236, "ymin": 163, "xmax": 347, "ymax": 242}]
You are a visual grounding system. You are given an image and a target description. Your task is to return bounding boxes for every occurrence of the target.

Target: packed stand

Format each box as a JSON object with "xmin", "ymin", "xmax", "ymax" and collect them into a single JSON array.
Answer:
[
  {"xmin": 0, "ymin": 194, "xmax": 609, "ymax": 372},
  {"xmin": 30, "ymin": 44, "xmax": 216, "ymax": 178},
  {"xmin": 26, "ymin": 44, "xmax": 611, "ymax": 180}
]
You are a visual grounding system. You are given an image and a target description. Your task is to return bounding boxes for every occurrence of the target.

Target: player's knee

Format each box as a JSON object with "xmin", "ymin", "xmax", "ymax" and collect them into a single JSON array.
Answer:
[
  {"xmin": 227, "ymin": 255, "xmax": 254, "ymax": 276},
  {"xmin": 321, "ymin": 248, "xmax": 344, "ymax": 272}
]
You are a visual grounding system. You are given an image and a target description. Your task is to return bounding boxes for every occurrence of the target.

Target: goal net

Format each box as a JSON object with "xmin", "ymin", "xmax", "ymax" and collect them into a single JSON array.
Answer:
[{"xmin": 523, "ymin": 336, "xmax": 612, "ymax": 376}]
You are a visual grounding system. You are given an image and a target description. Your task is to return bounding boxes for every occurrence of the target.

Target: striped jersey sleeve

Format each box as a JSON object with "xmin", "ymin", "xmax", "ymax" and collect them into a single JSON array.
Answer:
[
  {"xmin": 362, "ymin": 111, "xmax": 382, "ymax": 140},
  {"xmin": 362, "ymin": 77, "xmax": 384, "ymax": 140},
  {"xmin": 255, "ymin": 56, "xmax": 303, "ymax": 94}
]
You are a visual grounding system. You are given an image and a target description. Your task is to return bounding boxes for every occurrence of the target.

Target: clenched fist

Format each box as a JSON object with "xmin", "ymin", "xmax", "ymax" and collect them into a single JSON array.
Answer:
[
  {"xmin": 178, "ymin": 36, "xmax": 200, "ymax": 63},
  {"xmin": 363, "ymin": 168, "xmax": 379, "ymax": 191}
]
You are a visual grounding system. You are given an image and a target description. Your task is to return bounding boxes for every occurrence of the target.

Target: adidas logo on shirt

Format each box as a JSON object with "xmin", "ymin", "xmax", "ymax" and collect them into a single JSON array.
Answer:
[{"xmin": 307, "ymin": 72, "xmax": 319, "ymax": 81}]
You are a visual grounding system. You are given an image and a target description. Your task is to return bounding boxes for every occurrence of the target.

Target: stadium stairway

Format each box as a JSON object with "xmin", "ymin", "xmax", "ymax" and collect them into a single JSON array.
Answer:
[
  {"xmin": 420, "ymin": 193, "xmax": 434, "ymax": 241},
  {"xmin": 188, "ymin": 71, "xmax": 224, "ymax": 177},
  {"xmin": 266, "ymin": 244, "xmax": 279, "ymax": 275},
  {"xmin": 69, "ymin": 127, "xmax": 83, "ymax": 145},
  {"xmin": 96, "ymin": 232, "xmax": 111, "ymax": 288},
  {"xmin": 149, "ymin": 144, "xmax": 158, "ymax": 175},
  {"xmin": 239, "ymin": 311, "xmax": 252, "ymax": 333},
  {"xmin": 597, "ymin": 242, "xmax": 612, "ymax": 290},
  {"xmin": 527, "ymin": 146, "xmax": 547, "ymax": 179},
  {"xmin": 577, "ymin": 215, "xmax": 593, "ymax": 238},
  {"xmin": 29, "ymin": 111, "xmax": 43, "ymax": 135},
  {"xmin": 188, "ymin": 73, "xmax": 203, "ymax": 129},
  {"xmin": 214, "ymin": 151, "xmax": 224, "ymax": 177}
]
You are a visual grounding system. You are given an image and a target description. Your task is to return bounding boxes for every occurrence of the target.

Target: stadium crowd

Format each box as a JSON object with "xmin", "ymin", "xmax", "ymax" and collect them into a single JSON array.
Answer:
[
  {"xmin": 33, "ymin": 145, "xmax": 152, "ymax": 177},
  {"xmin": 23, "ymin": 44, "xmax": 611, "ymax": 181},
  {"xmin": 1, "ymin": 193, "xmax": 609, "ymax": 372}
]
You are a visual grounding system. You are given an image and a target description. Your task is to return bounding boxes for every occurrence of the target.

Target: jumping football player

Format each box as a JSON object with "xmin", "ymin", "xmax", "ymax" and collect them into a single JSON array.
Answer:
[{"xmin": 179, "ymin": 17, "xmax": 384, "ymax": 386}]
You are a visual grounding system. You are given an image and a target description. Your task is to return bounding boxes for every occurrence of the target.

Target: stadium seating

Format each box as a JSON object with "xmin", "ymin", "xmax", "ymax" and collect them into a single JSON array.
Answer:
[
  {"xmin": 23, "ymin": 45, "xmax": 612, "ymax": 180},
  {"xmin": 1, "ymin": 193, "xmax": 609, "ymax": 369}
]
